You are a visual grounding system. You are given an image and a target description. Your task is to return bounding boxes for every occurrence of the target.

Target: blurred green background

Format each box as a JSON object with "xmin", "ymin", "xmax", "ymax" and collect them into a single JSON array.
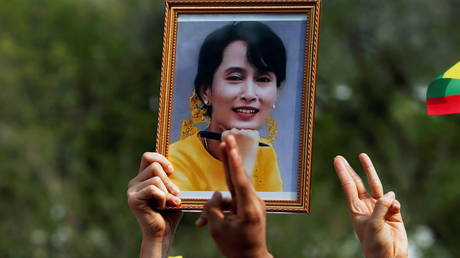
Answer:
[{"xmin": 1, "ymin": 0, "xmax": 460, "ymax": 257}]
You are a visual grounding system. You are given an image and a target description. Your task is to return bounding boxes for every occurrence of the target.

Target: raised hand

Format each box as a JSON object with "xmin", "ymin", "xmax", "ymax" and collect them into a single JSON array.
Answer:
[
  {"xmin": 127, "ymin": 152, "xmax": 182, "ymax": 258},
  {"xmin": 196, "ymin": 135, "xmax": 272, "ymax": 258},
  {"xmin": 333, "ymin": 154, "xmax": 408, "ymax": 258}
]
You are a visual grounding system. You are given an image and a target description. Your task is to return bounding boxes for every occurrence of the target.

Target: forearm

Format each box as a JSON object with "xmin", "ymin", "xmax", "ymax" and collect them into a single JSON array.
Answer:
[
  {"xmin": 227, "ymin": 245, "xmax": 273, "ymax": 258},
  {"xmin": 364, "ymin": 252, "xmax": 408, "ymax": 258},
  {"xmin": 229, "ymin": 251, "xmax": 273, "ymax": 258},
  {"xmin": 362, "ymin": 244, "xmax": 408, "ymax": 258},
  {"xmin": 140, "ymin": 235, "xmax": 172, "ymax": 258}
]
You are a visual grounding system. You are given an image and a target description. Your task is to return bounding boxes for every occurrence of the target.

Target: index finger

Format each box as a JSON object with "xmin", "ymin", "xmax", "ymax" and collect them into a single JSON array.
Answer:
[
  {"xmin": 223, "ymin": 135, "xmax": 258, "ymax": 216},
  {"xmin": 139, "ymin": 152, "xmax": 174, "ymax": 175},
  {"xmin": 333, "ymin": 156, "xmax": 360, "ymax": 206}
]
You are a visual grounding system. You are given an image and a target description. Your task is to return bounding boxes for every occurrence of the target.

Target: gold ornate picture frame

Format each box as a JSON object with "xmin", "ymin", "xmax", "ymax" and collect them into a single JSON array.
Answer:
[{"xmin": 156, "ymin": 0, "xmax": 321, "ymax": 212}]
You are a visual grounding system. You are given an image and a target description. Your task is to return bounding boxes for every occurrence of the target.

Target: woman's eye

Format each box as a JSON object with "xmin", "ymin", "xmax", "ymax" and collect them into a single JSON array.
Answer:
[
  {"xmin": 226, "ymin": 75, "xmax": 243, "ymax": 81},
  {"xmin": 256, "ymin": 76, "xmax": 271, "ymax": 83}
]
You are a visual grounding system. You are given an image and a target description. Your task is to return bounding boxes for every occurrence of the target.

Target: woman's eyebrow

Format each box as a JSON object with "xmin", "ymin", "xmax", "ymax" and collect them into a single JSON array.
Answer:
[
  {"xmin": 256, "ymin": 70, "xmax": 274, "ymax": 77},
  {"xmin": 224, "ymin": 67, "xmax": 245, "ymax": 74}
]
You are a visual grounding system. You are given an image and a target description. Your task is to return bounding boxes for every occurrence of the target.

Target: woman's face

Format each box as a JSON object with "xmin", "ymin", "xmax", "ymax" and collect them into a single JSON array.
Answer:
[{"xmin": 203, "ymin": 40, "xmax": 279, "ymax": 132}]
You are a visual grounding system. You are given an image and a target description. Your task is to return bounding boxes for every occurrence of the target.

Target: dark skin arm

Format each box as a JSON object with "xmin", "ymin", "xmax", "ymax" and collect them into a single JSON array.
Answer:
[{"xmin": 196, "ymin": 135, "xmax": 273, "ymax": 258}]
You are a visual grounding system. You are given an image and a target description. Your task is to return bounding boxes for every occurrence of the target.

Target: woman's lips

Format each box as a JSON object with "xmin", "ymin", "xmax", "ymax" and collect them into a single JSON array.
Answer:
[{"xmin": 232, "ymin": 107, "xmax": 259, "ymax": 121}]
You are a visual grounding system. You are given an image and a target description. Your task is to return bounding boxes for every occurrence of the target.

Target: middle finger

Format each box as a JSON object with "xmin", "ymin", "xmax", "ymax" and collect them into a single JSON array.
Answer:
[
  {"xmin": 133, "ymin": 162, "xmax": 180, "ymax": 195},
  {"xmin": 358, "ymin": 153, "xmax": 383, "ymax": 198},
  {"xmin": 131, "ymin": 176, "xmax": 168, "ymax": 194},
  {"xmin": 225, "ymin": 135, "xmax": 258, "ymax": 216}
]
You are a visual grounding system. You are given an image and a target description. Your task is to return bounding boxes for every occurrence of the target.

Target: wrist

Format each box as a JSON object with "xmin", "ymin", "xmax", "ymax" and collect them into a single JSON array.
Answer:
[
  {"xmin": 142, "ymin": 229, "xmax": 177, "ymax": 257},
  {"xmin": 140, "ymin": 235, "xmax": 165, "ymax": 258},
  {"xmin": 229, "ymin": 247, "xmax": 272, "ymax": 258},
  {"xmin": 140, "ymin": 221, "xmax": 172, "ymax": 241},
  {"xmin": 142, "ymin": 229, "xmax": 167, "ymax": 240},
  {"xmin": 364, "ymin": 251, "xmax": 408, "ymax": 258}
]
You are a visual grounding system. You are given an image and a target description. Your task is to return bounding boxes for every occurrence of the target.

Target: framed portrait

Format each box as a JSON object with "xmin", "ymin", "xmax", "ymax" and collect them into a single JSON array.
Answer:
[{"xmin": 156, "ymin": 0, "xmax": 321, "ymax": 212}]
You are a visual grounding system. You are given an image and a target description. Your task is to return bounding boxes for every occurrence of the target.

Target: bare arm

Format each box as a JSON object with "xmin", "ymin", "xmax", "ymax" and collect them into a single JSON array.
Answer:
[{"xmin": 196, "ymin": 135, "xmax": 272, "ymax": 258}]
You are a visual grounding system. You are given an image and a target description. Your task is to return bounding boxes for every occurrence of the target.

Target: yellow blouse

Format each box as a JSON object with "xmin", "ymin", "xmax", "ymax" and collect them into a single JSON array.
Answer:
[{"xmin": 168, "ymin": 133, "xmax": 283, "ymax": 192}]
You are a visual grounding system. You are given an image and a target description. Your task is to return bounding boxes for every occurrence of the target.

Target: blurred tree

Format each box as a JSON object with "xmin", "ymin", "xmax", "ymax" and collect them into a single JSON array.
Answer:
[
  {"xmin": 1, "ymin": 0, "xmax": 460, "ymax": 257},
  {"xmin": 1, "ymin": 0, "xmax": 165, "ymax": 257}
]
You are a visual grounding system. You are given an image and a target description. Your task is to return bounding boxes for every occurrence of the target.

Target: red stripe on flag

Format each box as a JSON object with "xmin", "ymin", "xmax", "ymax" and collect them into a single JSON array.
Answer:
[{"xmin": 427, "ymin": 94, "xmax": 460, "ymax": 115}]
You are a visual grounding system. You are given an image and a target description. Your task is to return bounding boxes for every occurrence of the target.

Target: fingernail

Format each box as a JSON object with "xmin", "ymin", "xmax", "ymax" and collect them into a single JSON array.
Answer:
[
  {"xmin": 168, "ymin": 164, "xmax": 174, "ymax": 172},
  {"xmin": 170, "ymin": 195, "xmax": 181, "ymax": 206},
  {"xmin": 382, "ymin": 191, "xmax": 395, "ymax": 200}
]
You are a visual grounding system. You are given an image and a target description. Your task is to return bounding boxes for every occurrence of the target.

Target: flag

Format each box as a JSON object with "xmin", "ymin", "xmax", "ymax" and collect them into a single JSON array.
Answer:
[{"xmin": 427, "ymin": 61, "xmax": 460, "ymax": 115}]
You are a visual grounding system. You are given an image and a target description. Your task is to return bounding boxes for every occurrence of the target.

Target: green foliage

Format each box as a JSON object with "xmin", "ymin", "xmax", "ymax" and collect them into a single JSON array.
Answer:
[{"xmin": 1, "ymin": 0, "xmax": 460, "ymax": 257}]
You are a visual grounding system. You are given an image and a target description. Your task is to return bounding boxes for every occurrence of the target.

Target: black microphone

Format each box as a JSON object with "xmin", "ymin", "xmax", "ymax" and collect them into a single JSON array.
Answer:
[{"xmin": 198, "ymin": 131, "xmax": 269, "ymax": 147}]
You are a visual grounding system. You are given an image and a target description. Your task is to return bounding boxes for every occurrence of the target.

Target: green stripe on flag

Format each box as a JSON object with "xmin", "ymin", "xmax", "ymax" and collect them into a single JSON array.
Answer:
[{"xmin": 427, "ymin": 78, "xmax": 460, "ymax": 98}]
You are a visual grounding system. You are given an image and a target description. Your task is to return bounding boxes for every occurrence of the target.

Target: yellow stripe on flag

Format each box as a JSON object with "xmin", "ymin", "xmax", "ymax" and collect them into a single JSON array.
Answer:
[{"xmin": 444, "ymin": 61, "xmax": 460, "ymax": 79}]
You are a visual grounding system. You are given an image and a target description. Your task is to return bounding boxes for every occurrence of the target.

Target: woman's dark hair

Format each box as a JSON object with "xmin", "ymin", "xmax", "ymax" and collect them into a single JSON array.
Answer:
[{"xmin": 194, "ymin": 21, "xmax": 287, "ymax": 115}]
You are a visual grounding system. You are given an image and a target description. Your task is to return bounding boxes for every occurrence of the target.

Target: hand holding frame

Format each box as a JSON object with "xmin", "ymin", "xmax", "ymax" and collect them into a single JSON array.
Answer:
[
  {"xmin": 196, "ymin": 135, "xmax": 272, "ymax": 258},
  {"xmin": 333, "ymin": 153, "xmax": 408, "ymax": 258},
  {"xmin": 127, "ymin": 152, "xmax": 182, "ymax": 258}
]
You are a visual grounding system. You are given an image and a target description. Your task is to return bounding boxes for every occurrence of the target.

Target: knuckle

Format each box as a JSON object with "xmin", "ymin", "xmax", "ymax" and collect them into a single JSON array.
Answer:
[
  {"xmin": 148, "ymin": 185, "xmax": 156, "ymax": 195},
  {"xmin": 240, "ymin": 186, "xmax": 255, "ymax": 198},
  {"xmin": 156, "ymin": 188, "xmax": 166, "ymax": 198},
  {"xmin": 148, "ymin": 162, "xmax": 161, "ymax": 174},
  {"xmin": 370, "ymin": 182, "xmax": 382, "ymax": 188},
  {"xmin": 378, "ymin": 198, "xmax": 392, "ymax": 207},
  {"xmin": 142, "ymin": 152, "xmax": 164, "ymax": 163},
  {"xmin": 126, "ymin": 189, "xmax": 133, "ymax": 199},
  {"xmin": 152, "ymin": 176, "xmax": 162, "ymax": 184},
  {"xmin": 141, "ymin": 152, "xmax": 152, "ymax": 161},
  {"xmin": 152, "ymin": 162, "xmax": 162, "ymax": 170},
  {"xmin": 163, "ymin": 177, "xmax": 171, "ymax": 185},
  {"xmin": 341, "ymin": 181, "xmax": 355, "ymax": 191},
  {"xmin": 244, "ymin": 210, "xmax": 262, "ymax": 223}
]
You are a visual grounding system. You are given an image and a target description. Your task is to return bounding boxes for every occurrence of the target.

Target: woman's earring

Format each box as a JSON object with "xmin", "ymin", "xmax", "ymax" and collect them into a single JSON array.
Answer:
[
  {"xmin": 272, "ymin": 104, "xmax": 276, "ymax": 109},
  {"xmin": 203, "ymin": 100, "xmax": 209, "ymax": 106}
]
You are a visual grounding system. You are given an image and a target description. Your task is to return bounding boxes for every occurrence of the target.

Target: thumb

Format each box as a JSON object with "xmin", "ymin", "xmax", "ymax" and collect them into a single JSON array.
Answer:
[{"xmin": 371, "ymin": 191, "xmax": 396, "ymax": 221}]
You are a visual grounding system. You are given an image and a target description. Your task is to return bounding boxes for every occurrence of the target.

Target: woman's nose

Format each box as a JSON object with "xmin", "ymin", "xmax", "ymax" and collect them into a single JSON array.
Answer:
[{"xmin": 240, "ymin": 80, "xmax": 257, "ymax": 102}]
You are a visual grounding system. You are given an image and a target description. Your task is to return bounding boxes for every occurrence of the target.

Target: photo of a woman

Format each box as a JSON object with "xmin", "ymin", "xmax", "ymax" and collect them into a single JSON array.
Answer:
[
  {"xmin": 168, "ymin": 14, "xmax": 307, "ymax": 196},
  {"xmin": 169, "ymin": 21, "xmax": 285, "ymax": 192}
]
